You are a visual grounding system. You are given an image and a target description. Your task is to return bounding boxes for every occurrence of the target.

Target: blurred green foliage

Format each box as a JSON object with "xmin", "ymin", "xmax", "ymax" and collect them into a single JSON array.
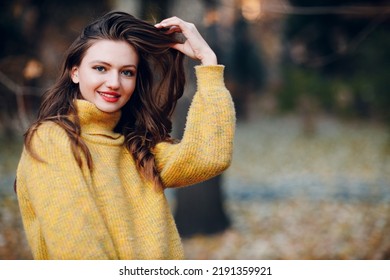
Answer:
[
  {"xmin": 278, "ymin": 66, "xmax": 334, "ymax": 112},
  {"xmin": 279, "ymin": 0, "xmax": 390, "ymax": 124}
]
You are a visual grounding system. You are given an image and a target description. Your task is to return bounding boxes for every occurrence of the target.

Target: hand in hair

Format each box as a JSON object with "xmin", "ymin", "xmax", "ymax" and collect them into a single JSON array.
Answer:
[{"xmin": 155, "ymin": 17, "xmax": 217, "ymax": 66}]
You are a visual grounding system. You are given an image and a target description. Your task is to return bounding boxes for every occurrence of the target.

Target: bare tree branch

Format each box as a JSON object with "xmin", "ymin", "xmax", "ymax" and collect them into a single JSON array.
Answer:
[{"xmin": 0, "ymin": 71, "xmax": 42, "ymax": 130}]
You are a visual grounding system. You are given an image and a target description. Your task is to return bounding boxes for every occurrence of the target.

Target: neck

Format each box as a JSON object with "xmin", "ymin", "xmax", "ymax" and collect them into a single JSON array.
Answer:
[{"xmin": 74, "ymin": 99, "xmax": 122, "ymax": 136}]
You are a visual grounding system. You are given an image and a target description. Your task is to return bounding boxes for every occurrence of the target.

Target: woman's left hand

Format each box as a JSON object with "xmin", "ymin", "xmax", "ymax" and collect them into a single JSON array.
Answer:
[{"xmin": 155, "ymin": 17, "xmax": 217, "ymax": 66}]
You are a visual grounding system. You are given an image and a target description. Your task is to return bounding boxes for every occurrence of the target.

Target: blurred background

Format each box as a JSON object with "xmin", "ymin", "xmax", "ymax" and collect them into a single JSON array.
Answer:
[{"xmin": 1, "ymin": 0, "xmax": 390, "ymax": 259}]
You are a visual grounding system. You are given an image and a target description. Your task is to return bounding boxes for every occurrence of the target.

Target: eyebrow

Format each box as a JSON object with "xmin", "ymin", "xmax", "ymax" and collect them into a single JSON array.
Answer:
[{"xmin": 90, "ymin": 60, "xmax": 137, "ymax": 69}]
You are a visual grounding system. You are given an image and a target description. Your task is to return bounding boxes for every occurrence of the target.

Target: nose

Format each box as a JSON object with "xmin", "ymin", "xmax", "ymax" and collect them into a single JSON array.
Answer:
[{"xmin": 105, "ymin": 72, "xmax": 120, "ymax": 89}]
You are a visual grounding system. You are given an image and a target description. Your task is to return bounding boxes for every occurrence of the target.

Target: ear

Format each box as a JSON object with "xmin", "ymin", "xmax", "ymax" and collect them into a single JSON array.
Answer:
[{"xmin": 71, "ymin": 67, "xmax": 79, "ymax": 84}]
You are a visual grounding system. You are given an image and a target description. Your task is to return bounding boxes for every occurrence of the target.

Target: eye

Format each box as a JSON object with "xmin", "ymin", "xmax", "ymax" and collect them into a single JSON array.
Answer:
[
  {"xmin": 93, "ymin": 66, "xmax": 106, "ymax": 72},
  {"xmin": 121, "ymin": 69, "xmax": 135, "ymax": 77}
]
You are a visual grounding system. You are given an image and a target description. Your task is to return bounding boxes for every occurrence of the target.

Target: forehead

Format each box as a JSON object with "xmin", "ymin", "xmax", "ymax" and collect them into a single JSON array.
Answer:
[{"xmin": 83, "ymin": 39, "xmax": 138, "ymax": 65}]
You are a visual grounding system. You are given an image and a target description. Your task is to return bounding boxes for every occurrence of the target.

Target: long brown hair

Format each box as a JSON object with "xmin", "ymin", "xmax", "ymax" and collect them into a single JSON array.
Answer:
[{"xmin": 24, "ymin": 11, "xmax": 186, "ymax": 190}]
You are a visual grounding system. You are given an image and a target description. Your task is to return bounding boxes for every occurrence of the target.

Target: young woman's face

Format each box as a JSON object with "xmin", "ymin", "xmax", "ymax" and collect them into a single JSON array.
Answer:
[{"xmin": 71, "ymin": 40, "xmax": 139, "ymax": 113}]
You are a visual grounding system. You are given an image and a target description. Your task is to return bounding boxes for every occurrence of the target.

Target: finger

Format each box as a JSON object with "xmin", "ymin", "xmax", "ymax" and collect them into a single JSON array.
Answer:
[
  {"xmin": 156, "ymin": 16, "xmax": 183, "ymax": 25},
  {"xmin": 165, "ymin": 25, "xmax": 182, "ymax": 34},
  {"xmin": 155, "ymin": 17, "xmax": 189, "ymax": 31},
  {"xmin": 154, "ymin": 22, "xmax": 165, "ymax": 28},
  {"xmin": 154, "ymin": 24, "xmax": 182, "ymax": 36},
  {"xmin": 169, "ymin": 43, "xmax": 182, "ymax": 52},
  {"xmin": 170, "ymin": 43, "xmax": 196, "ymax": 59}
]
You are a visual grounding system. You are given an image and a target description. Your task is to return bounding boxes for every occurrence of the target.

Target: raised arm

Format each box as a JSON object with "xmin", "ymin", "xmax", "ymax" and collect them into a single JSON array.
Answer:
[
  {"xmin": 153, "ymin": 65, "xmax": 235, "ymax": 188},
  {"xmin": 16, "ymin": 123, "xmax": 117, "ymax": 259},
  {"xmin": 153, "ymin": 17, "xmax": 235, "ymax": 188}
]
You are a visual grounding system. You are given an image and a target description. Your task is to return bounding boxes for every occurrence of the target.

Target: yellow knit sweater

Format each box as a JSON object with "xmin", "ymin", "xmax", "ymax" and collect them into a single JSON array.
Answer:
[{"xmin": 16, "ymin": 65, "xmax": 235, "ymax": 260}]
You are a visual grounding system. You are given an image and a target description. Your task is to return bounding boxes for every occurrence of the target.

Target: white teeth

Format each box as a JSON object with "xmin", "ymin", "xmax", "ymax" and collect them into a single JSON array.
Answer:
[{"xmin": 99, "ymin": 92, "xmax": 119, "ymax": 98}]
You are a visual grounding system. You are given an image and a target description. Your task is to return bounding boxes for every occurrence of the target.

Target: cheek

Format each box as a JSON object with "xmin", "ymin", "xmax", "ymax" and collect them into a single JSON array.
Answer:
[
  {"xmin": 123, "ymin": 80, "xmax": 137, "ymax": 97},
  {"xmin": 79, "ymin": 75, "xmax": 102, "ymax": 92}
]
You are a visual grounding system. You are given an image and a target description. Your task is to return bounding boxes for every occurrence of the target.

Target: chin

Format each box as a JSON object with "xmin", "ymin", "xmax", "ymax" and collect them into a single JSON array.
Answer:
[{"xmin": 96, "ymin": 103, "xmax": 122, "ymax": 113}]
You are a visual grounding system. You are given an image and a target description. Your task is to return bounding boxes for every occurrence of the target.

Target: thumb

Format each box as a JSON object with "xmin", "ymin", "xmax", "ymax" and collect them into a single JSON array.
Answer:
[
  {"xmin": 170, "ymin": 42, "xmax": 183, "ymax": 52},
  {"xmin": 170, "ymin": 42, "xmax": 196, "ymax": 59}
]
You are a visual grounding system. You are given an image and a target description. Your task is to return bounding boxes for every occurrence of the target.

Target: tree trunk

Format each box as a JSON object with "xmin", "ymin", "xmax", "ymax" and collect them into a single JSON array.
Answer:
[
  {"xmin": 174, "ymin": 175, "xmax": 230, "ymax": 237},
  {"xmin": 172, "ymin": 82, "xmax": 231, "ymax": 238}
]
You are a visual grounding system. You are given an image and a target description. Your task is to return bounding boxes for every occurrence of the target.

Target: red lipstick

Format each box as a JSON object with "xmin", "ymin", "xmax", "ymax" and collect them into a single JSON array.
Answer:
[{"xmin": 98, "ymin": 91, "xmax": 120, "ymax": 103}]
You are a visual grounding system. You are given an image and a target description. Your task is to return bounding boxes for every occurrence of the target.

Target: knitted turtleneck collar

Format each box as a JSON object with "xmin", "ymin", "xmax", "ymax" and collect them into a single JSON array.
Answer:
[{"xmin": 74, "ymin": 99, "xmax": 122, "ymax": 140}]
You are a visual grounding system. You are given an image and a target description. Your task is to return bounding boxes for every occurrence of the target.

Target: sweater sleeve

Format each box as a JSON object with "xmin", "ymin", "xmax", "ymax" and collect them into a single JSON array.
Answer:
[
  {"xmin": 16, "ymin": 122, "xmax": 117, "ymax": 259},
  {"xmin": 153, "ymin": 65, "xmax": 236, "ymax": 188}
]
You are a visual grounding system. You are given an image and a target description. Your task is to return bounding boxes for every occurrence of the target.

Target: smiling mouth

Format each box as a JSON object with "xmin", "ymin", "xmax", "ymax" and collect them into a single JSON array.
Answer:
[{"xmin": 98, "ymin": 91, "xmax": 121, "ymax": 103}]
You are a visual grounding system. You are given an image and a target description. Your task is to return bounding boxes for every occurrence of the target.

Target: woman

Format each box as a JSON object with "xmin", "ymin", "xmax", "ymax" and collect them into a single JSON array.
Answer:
[{"xmin": 16, "ymin": 11, "xmax": 235, "ymax": 259}]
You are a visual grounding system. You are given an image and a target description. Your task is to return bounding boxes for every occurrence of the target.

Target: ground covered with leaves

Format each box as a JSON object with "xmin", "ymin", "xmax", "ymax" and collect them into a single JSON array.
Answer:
[{"xmin": 182, "ymin": 115, "xmax": 390, "ymax": 260}]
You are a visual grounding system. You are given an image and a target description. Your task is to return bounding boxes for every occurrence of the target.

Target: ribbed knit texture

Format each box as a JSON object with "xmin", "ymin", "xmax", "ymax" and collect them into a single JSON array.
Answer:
[{"xmin": 16, "ymin": 65, "xmax": 235, "ymax": 260}]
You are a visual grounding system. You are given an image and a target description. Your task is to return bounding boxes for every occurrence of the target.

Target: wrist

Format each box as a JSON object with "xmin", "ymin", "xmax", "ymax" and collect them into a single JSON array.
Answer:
[{"xmin": 200, "ymin": 51, "xmax": 217, "ymax": 66}]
